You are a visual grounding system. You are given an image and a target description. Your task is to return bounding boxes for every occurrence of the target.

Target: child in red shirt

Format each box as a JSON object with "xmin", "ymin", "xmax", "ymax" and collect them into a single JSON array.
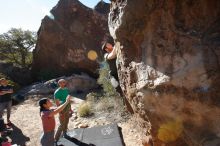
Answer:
[{"xmin": 39, "ymin": 95, "xmax": 70, "ymax": 146}]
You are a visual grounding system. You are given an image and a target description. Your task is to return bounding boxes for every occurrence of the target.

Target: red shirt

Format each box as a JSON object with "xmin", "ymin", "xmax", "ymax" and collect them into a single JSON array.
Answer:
[{"xmin": 41, "ymin": 110, "xmax": 55, "ymax": 132}]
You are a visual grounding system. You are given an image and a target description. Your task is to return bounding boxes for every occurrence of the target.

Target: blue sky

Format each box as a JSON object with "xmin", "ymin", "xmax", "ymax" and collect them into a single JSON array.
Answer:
[{"xmin": 0, "ymin": 0, "xmax": 110, "ymax": 33}]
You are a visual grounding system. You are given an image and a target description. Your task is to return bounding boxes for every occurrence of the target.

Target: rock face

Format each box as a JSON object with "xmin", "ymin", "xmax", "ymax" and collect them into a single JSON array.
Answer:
[
  {"xmin": 94, "ymin": 1, "xmax": 110, "ymax": 15},
  {"xmin": 32, "ymin": 0, "xmax": 110, "ymax": 80},
  {"xmin": 109, "ymin": 0, "xmax": 220, "ymax": 146},
  {"xmin": 17, "ymin": 74, "xmax": 98, "ymax": 96}
]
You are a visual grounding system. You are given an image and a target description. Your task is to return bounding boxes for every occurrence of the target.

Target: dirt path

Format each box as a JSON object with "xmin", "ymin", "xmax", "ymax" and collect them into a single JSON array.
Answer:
[{"xmin": 3, "ymin": 97, "xmax": 142, "ymax": 146}]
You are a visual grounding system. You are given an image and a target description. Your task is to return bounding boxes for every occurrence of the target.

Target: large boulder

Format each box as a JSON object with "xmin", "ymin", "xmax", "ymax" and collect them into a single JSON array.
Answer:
[
  {"xmin": 109, "ymin": 0, "xmax": 220, "ymax": 146},
  {"xmin": 32, "ymin": 0, "xmax": 110, "ymax": 80},
  {"xmin": 16, "ymin": 74, "xmax": 98, "ymax": 96},
  {"xmin": 94, "ymin": 0, "xmax": 110, "ymax": 15}
]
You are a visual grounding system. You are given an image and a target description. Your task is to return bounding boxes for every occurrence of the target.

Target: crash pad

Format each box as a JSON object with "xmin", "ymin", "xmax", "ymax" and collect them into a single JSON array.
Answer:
[{"xmin": 57, "ymin": 123, "xmax": 124, "ymax": 146}]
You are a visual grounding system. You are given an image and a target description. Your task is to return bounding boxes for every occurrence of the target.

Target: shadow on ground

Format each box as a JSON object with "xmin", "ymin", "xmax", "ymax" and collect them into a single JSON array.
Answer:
[{"xmin": 9, "ymin": 123, "xmax": 30, "ymax": 146}]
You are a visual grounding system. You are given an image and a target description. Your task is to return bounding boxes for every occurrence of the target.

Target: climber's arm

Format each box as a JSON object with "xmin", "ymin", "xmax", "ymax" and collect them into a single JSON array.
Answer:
[{"xmin": 106, "ymin": 46, "xmax": 117, "ymax": 60}]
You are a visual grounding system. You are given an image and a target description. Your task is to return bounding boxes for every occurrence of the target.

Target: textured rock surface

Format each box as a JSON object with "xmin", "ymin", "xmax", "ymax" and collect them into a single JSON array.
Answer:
[
  {"xmin": 17, "ymin": 74, "xmax": 98, "ymax": 96},
  {"xmin": 109, "ymin": 0, "xmax": 220, "ymax": 145},
  {"xmin": 94, "ymin": 0, "xmax": 110, "ymax": 15},
  {"xmin": 32, "ymin": 0, "xmax": 110, "ymax": 79}
]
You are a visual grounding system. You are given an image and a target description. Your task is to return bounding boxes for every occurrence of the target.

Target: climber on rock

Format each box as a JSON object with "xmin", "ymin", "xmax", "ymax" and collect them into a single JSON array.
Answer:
[{"xmin": 101, "ymin": 41, "xmax": 134, "ymax": 114}]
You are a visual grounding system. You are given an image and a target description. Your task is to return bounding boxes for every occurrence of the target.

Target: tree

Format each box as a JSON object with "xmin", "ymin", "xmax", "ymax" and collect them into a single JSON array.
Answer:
[{"xmin": 0, "ymin": 28, "xmax": 36, "ymax": 68}]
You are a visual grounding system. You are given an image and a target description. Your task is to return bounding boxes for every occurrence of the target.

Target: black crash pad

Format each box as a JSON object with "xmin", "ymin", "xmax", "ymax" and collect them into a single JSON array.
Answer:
[{"xmin": 57, "ymin": 123, "xmax": 125, "ymax": 146}]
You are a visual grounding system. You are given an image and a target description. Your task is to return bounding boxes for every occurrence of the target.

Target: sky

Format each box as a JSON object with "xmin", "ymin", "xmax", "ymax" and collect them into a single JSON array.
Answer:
[{"xmin": 0, "ymin": 0, "xmax": 110, "ymax": 34}]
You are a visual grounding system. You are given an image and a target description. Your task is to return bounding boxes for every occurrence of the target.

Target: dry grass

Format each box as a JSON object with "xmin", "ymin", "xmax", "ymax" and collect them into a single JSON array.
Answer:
[
  {"xmin": 95, "ymin": 97, "xmax": 115, "ymax": 111},
  {"xmin": 77, "ymin": 101, "xmax": 92, "ymax": 117},
  {"xmin": 86, "ymin": 91, "xmax": 124, "ymax": 112}
]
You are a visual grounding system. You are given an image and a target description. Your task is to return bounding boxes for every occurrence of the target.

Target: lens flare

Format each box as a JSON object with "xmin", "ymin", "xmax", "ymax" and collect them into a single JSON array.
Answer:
[
  {"xmin": 87, "ymin": 50, "xmax": 98, "ymax": 61},
  {"xmin": 157, "ymin": 119, "xmax": 183, "ymax": 143}
]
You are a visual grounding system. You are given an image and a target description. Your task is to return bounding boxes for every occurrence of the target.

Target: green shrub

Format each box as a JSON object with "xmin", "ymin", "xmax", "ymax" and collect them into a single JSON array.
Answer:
[
  {"xmin": 97, "ymin": 61, "xmax": 118, "ymax": 97},
  {"xmin": 95, "ymin": 61, "xmax": 125, "ymax": 112},
  {"xmin": 78, "ymin": 102, "xmax": 92, "ymax": 117}
]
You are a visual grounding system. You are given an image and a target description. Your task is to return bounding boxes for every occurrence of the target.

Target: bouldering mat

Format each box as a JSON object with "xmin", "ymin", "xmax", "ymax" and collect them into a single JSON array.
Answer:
[{"xmin": 57, "ymin": 123, "xmax": 125, "ymax": 146}]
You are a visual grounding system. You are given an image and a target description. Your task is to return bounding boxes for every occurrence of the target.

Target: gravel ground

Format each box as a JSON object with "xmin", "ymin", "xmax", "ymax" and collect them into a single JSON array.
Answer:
[{"xmin": 2, "ymin": 96, "xmax": 142, "ymax": 146}]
